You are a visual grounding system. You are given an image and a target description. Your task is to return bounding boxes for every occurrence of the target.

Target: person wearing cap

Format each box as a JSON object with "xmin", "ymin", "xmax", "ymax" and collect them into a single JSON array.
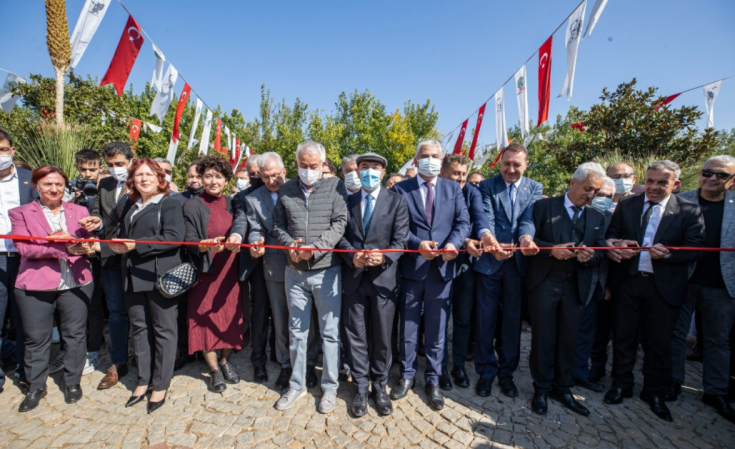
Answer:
[{"xmin": 337, "ymin": 152, "xmax": 409, "ymax": 417}]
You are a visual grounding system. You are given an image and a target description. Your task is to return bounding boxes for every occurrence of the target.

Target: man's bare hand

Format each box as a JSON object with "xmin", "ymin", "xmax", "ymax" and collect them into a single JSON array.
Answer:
[
  {"xmin": 492, "ymin": 243, "xmax": 515, "ymax": 261},
  {"xmin": 249, "ymin": 237, "xmax": 265, "ymax": 258},
  {"xmin": 225, "ymin": 234, "xmax": 242, "ymax": 253},
  {"xmin": 465, "ymin": 239, "xmax": 483, "ymax": 258},
  {"xmin": 367, "ymin": 251, "xmax": 385, "ymax": 267},
  {"xmin": 551, "ymin": 243, "xmax": 576, "ymax": 261},
  {"xmin": 297, "ymin": 245, "xmax": 315, "ymax": 261},
  {"xmin": 78, "ymin": 216, "xmax": 101, "ymax": 232},
  {"xmin": 576, "ymin": 244, "xmax": 594, "ymax": 263},
  {"xmin": 519, "ymin": 235, "xmax": 539, "ymax": 256},
  {"xmin": 418, "ymin": 240, "xmax": 438, "ymax": 260},
  {"xmin": 208, "ymin": 236, "xmax": 225, "ymax": 254},
  {"xmin": 289, "ymin": 239, "xmax": 303, "ymax": 263},
  {"xmin": 441, "ymin": 243, "xmax": 458, "ymax": 262},
  {"xmin": 353, "ymin": 251, "xmax": 369, "ymax": 268},
  {"xmin": 480, "ymin": 232, "xmax": 501, "ymax": 253},
  {"xmin": 648, "ymin": 243, "xmax": 669, "ymax": 260}
]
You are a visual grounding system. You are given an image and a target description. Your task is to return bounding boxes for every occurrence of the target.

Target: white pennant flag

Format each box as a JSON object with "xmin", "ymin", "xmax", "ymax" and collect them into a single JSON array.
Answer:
[
  {"xmin": 584, "ymin": 0, "xmax": 609, "ymax": 38},
  {"xmin": 150, "ymin": 43, "xmax": 166, "ymax": 90},
  {"xmin": 0, "ymin": 73, "xmax": 27, "ymax": 113},
  {"xmin": 398, "ymin": 158, "xmax": 416, "ymax": 176},
  {"xmin": 494, "ymin": 87, "xmax": 509, "ymax": 151},
  {"xmin": 235, "ymin": 143, "xmax": 247, "ymax": 169},
  {"xmin": 559, "ymin": 0, "xmax": 587, "ymax": 100},
  {"xmin": 514, "ymin": 66, "xmax": 530, "ymax": 137},
  {"xmin": 69, "ymin": 0, "xmax": 111, "ymax": 71},
  {"xmin": 224, "ymin": 126, "xmax": 232, "ymax": 153},
  {"xmin": 441, "ymin": 131, "xmax": 455, "ymax": 156},
  {"xmin": 704, "ymin": 80, "xmax": 723, "ymax": 129},
  {"xmin": 198, "ymin": 109, "xmax": 213, "ymax": 155},
  {"xmin": 166, "ymin": 137, "xmax": 178, "ymax": 164},
  {"xmin": 143, "ymin": 121, "xmax": 162, "ymax": 134},
  {"xmin": 149, "ymin": 64, "xmax": 178, "ymax": 124},
  {"xmin": 187, "ymin": 98, "xmax": 203, "ymax": 150}
]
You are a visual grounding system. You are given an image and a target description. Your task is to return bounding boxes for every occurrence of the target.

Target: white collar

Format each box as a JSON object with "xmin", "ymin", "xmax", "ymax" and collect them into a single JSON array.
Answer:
[
  {"xmin": 505, "ymin": 177, "xmax": 523, "ymax": 189},
  {"xmin": 361, "ymin": 185, "xmax": 381, "ymax": 201},
  {"xmin": 417, "ymin": 175, "xmax": 438, "ymax": 188},
  {"xmin": 564, "ymin": 193, "xmax": 583, "ymax": 211},
  {"xmin": 0, "ymin": 165, "xmax": 18, "ymax": 182},
  {"xmin": 136, "ymin": 193, "xmax": 165, "ymax": 208},
  {"xmin": 644, "ymin": 193, "xmax": 671, "ymax": 209}
]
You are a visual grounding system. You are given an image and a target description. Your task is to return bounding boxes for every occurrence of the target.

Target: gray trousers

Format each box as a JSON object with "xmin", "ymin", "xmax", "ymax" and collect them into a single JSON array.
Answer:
[
  {"xmin": 16, "ymin": 283, "xmax": 92, "ymax": 391},
  {"xmin": 265, "ymin": 279, "xmax": 319, "ymax": 369},
  {"xmin": 126, "ymin": 289, "xmax": 178, "ymax": 391},
  {"xmin": 285, "ymin": 264, "xmax": 341, "ymax": 392},
  {"xmin": 671, "ymin": 283, "xmax": 735, "ymax": 395}
]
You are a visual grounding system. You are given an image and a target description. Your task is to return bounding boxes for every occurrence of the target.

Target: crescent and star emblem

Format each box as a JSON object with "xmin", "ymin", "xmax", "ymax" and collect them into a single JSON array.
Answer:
[
  {"xmin": 128, "ymin": 27, "xmax": 141, "ymax": 42},
  {"xmin": 540, "ymin": 53, "xmax": 549, "ymax": 69},
  {"xmin": 131, "ymin": 125, "xmax": 139, "ymax": 133}
]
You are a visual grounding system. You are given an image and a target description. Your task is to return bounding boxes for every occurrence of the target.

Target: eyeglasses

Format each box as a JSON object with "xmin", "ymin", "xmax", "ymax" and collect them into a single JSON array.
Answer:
[
  {"xmin": 610, "ymin": 173, "xmax": 635, "ymax": 180},
  {"xmin": 701, "ymin": 169, "xmax": 734, "ymax": 181}
]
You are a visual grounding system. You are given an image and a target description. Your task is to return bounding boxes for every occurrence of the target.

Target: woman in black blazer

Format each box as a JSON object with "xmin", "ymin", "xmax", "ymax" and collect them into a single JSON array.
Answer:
[{"xmin": 108, "ymin": 158, "xmax": 185, "ymax": 414}]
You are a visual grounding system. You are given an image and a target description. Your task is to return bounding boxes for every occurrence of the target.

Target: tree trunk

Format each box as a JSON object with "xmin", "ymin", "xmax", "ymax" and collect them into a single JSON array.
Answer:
[{"xmin": 54, "ymin": 66, "xmax": 65, "ymax": 128}]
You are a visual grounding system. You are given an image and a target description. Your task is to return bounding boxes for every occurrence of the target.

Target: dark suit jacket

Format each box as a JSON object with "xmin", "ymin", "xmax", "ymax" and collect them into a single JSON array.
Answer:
[
  {"xmin": 183, "ymin": 194, "xmax": 233, "ymax": 274},
  {"xmin": 119, "ymin": 195, "xmax": 185, "ymax": 292},
  {"xmin": 91, "ymin": 176, "xmax": 135, "ymax": 265},
  {"xmin": 16, "ymin": 167, "xmax": 37, "ymax": 206},
  {"xmin": 526, "ymin": 195, "xmax": 607, "ymax": 306},
  {"xmin": 457, "ymin": 183, "xmax": 489, "ymax": 267},
  {"xmin": 337, "ymin": 188, "xmax": 410, "ymax": 297},
  {"xmin": 605, "ymin": 193, "xmax": 704, "ymax": 306},
  {"xmin": 391, "ymin": 176, "xmax": 471, "ymax": 282},
  {"xmin": 229, "ymin": 188, "xmax": 260, "ymax": 282}
]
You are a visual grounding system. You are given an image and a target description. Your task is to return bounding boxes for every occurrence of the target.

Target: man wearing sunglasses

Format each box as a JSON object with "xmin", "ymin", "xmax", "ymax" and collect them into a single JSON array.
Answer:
[{"xmin": 672, "ymin": 155, "xmax": 735, "ymax": 424}]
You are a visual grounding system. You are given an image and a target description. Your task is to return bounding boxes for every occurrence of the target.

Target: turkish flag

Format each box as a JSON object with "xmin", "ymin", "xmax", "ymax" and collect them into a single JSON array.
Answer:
[
  {"xmin": 129, "ymin": 118, "xmax": 141, "ymax": 142},
  {"xmin": 171, "ymin": 83, "xmax": 191, "ymax": 143},
  {"xmin": 100, "ymin": 15, "xmax": 145, "ymax": 97},
  {"xmin": 571, "ymin": 121, "xmax": 586, "ymax": 132},
  {"xmin": 214, "ymin": 118, "xmax": 222, "ymax": 152},
  {"xmin": 453, "ymin": 119, "xmax": 469, "ymax": 154},
  {"xmin": 537, "ymin": 36, "xmax": 553, "ymax": 127},
  {"xmin": 468, "ymin": 103, "xmax": 487, "ymax": 160},
  {"xmin": 231, "ymin": 139, "xmax": 240, "ymax": 167},
  {"xmin": 654, "ymin": 93, "xmax": 681, "ymax": 111}
]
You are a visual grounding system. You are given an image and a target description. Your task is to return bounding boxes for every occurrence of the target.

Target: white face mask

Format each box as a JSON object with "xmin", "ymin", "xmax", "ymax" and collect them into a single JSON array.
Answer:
[
  {"xmin": 0, "ymin": 154, "xmax": 13, "ymax": 171},
  {"xmin": 236, "ymin": 178, "xmax": 249, "ymax": 191},
  {"xmin": 344, "ymin": 170, "xmax": 362, "ymax": 191},
  {"xmin": 418, "ymin": 157, "xmax": 442, "ymax": 178},
  {"xmin": 298, "ymin": 167, "xmax": 321, "ymax": 187},
  {"xmin": 614, "ymin": 177, "xmax": 634, "ymax": 195},
  {"xmin": 110, "ymin": 166, "xmax": 129, "ymax": 183}
]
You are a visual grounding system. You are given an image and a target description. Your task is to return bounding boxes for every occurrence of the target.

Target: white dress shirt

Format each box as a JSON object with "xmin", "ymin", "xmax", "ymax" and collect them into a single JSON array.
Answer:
[
  {"xmin": 505, "ymin": 178, "xmax": 523, "ymax": 204},
  {"xmin": 38, "ymin": 201, "xmax": 88, "ymax": 291},
  {"xmin": 115, "ymin": 181, "xmax": 125, "ymax": 201},
  {"xmin": 360, "ymin": 186, "xmax": 381, "ymax": 218},
  {"xmin": 417, "ymin": 176, "xmax": 437, "ymax": 212},
  {"xmin": 638, "ymin": 194, "xmax": 671, "ymax": 273},
  {"xmin": 0, "ymin": 166, "xmax": 20, "ymax": 252},
  {"xmin": 564, "ymin": 194, "xmax": 584, "ymax": 220}
]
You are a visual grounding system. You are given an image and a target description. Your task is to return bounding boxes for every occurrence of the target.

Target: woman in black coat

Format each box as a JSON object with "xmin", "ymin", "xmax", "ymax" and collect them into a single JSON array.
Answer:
[{"xmin": 108, "ymin": 158, "xmax": 185, "ymax": 414}]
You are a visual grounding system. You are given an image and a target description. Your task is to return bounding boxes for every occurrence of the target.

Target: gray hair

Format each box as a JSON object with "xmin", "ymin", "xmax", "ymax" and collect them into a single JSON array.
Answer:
[
  {"xmin": 296, "ymin": 140, "xmax": 326, "ymax": 162},
  {"xmin": 704, "ymin": 155, "xmax": 735, "ymax": 168},
  {"xmin": 647, "ymin": 160, "xmax": 681, "ymax": 181},
  {"xmin": 572, "ymin": 162, "xmax": 606, "ymax": 183},
  {"xmin": 257, "ymin": 152, "xmax": 284, "ymax": 170},
  {"xmin": 415, "ymin": 139, "xmax": 442, "ymax": 158},
  {"xmin": 245, "ymin": 154, "xmax": 260, "ymax": 169},
  {"xmin": 341, "ymin": 154, "xmax": 358, "ymax": 172},
  {"xmin": 153, "ymin": 157, "xmax": 172, "ymax": 167},
  {"xmin": 602, "ymin": 176, "xmax": 615, "ymax": 192}
]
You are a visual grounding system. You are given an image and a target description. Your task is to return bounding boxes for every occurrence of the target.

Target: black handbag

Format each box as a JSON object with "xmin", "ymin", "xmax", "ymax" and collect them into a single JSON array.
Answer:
[{"xmin": 154, "ymin": 199, "xmax": 198, "ymax": 298}]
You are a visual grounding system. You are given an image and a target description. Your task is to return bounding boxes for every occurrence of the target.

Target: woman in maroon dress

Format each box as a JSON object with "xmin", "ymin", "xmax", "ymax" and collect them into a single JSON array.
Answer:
[{"xmin": 183, "ymin": 155, "xmax": 242, "ymax": 392}]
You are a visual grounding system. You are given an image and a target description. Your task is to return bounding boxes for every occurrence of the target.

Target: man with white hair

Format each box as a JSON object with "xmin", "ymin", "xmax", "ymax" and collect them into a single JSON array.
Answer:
[
  {"xmin": 272, "ymin": 140, "xmax": 348, "ymax": 414},
  {"xmin": 604, "ymin": 160, "xmax": 704, "ymax": 422},
  {"xmin": 671, "ymin": 155, "xmax": 735, "ymax": 424},
  {"xmin": 526, "ymin": 162, "xmax": 608, "ymax": 417},
  {"xmin": 341, "ymin": 154, "xmax": 361, "ymax": 194}
]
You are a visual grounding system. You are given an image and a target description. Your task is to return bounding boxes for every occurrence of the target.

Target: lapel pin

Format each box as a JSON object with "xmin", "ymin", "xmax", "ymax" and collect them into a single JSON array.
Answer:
[
  {"xmin": 669, "ymin": 211, "xmax": 673, "ymax": 215},
  {"xmin": 730, "ymin": 200, "xmax": 733, "ymax": 203},
  {"xmin": 23, "ymin": 181, "xmax": 28, "ymax": 184}
]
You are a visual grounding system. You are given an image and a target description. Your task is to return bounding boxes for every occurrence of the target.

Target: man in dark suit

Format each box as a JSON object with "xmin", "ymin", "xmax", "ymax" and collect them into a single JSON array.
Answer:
[
  {"xmin": 80, "ymin": 142, "xmax": 135, "ymax": 390},
  {"xmin": 390, "ymin": 140, "xmax": 471, "ymax": 411},
  {"xmin": 526, "ymin": 162, "xmax": 608, "ymax": 417},
  {"xmin": 337, "ymin": 152, "xmax": 409, "ymax": 417},
  {"xmin": 473, "ymin": 144, "xmax": 543, "ymax": 398},
  {"xmin": 182, "ymin": 162, "xmax": 203, "ymax": 199},
  {"xmin": 603, "ymin": 160, "xmax": 705, "ymax": 422},
  {"xmin": 0, "ymin": 128, "xmax": 36, "ymax": 391}
]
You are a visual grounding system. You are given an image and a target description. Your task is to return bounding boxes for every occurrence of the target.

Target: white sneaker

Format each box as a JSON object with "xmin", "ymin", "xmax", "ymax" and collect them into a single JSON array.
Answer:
[
  {"xmin": 49, "ymin": 352, "xmax": 64, "ymax": 375},
  {"xmin": 82, "ymin": 352, "xmax": 100, "ymax": 376},
  {"xmin": 275, "ymin": 388, "xmax": 307, "ymax": 410},
  {"xmin": 318, "ymin": 391, "xmax": 337, "ymax": 414}
]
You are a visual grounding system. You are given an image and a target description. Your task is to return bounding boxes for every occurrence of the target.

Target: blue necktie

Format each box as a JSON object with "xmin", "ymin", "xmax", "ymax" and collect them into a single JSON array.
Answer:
[
  {"xmin": 364, "ymin": 194, "xmax": 374, "ymax": 235},
  {"xmin": 508, "ymin": 183, "xmax": 515, "ymax": 218}
]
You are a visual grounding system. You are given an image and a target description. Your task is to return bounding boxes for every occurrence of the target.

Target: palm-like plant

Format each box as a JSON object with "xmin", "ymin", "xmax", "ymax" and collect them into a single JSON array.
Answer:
[
  {"xmin": 594, "ymin": 151, "xmax": 702, "ymax": 193},
  {"xmin": 45, "ymin": 0, "xmax": 71, "ymax": 128}
]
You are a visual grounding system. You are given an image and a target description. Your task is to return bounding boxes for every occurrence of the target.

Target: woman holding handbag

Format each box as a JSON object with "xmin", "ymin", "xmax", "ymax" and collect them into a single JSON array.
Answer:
[
  {"xmin": 183, "ymin": 155, "xmax": 242, "ymax": 393},
  {"xmin": 108, "ymin": 158, "xmax": 185, "ymax": 414}
]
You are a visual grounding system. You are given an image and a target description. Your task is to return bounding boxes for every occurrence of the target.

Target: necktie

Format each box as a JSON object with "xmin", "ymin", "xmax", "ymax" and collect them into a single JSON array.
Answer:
[
  {"xmin": 425, "ymin": 182, "xmax": 434, "ymax": 224},
  {"xmin": 363, "ymin": 194, "xmax": 374, "ymax": 235},
  {"xmin": 571, "ymin": 205, "xmax": 582, "ymax": 225},
  {"xmin": 115, "ymin": 187, "xmax": 128, "ymax": 220},
  {"xmin": 508, "ymin": 184, "xmax": 515, "ymax": 217},
  {"xmin": 641, "ymin": 201, "xmax": 659, "ymax": 236}
]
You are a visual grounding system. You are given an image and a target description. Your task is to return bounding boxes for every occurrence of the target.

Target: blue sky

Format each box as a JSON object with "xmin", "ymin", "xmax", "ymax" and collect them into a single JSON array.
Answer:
[{"xmin": 2, "ymin": 0, "xmax": 734, "ymax": 145}]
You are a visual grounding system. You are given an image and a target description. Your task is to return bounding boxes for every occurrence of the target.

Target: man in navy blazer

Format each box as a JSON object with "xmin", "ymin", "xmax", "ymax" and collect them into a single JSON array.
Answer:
[
  {"xmin": 473, "ymin": 144, "xmax": 542, "ymax": 398},
  {"xmin": 390, "ymin": 140, "xmax": 471, "ymax": 411}
]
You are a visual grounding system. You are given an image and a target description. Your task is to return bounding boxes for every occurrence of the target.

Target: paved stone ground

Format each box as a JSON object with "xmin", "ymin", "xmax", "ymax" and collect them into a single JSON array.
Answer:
[{"xmin": 1, "ymin": 331, "xmax": 733, "ymax": 449}]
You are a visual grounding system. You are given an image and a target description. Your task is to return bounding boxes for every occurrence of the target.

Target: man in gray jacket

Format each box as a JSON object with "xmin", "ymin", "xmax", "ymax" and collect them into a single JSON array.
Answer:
[{"xmin": 272, "ymin": 140, "xmax": 348, "ymax": 414}]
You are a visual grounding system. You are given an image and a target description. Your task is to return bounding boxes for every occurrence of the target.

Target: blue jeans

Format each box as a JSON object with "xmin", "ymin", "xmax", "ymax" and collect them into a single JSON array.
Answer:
[
  {"xmin": 101, "ymin": 264, "xmax": 129, "ymax": 366},
  {"xmin": 285, "ymin": 264, "xmax": 342, "ymax": 392},
  {"xmin": 0, "ymin": 254, "xmax": 22, "ymax": 387}
]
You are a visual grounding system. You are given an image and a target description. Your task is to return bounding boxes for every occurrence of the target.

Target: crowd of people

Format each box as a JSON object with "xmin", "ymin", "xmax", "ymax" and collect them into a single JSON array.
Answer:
[{"xmin": 0, "ymin": 127, "xmax": 734, "ymax": 426}]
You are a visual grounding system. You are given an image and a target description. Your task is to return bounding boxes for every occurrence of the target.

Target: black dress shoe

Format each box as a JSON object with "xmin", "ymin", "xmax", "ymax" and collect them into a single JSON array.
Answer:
[
  {"xmin": 640, "ymin": 391, "xmax": 673, "ymax": 422},
  {"xmin": 254, "ymin": 365, "xmax": 268, "ymax": 383},
  {"xmin": 19, "ymin": 388, "xmax": 47, "ymax": 412},
  {"xmin": 531, "ymin": 391, "xmax": 548, "ymax": 415},
  {"xmin": 350, "ymin": 393, "xmax": 368, "ymax": 417},
  {"xmin": 339, "ymin": 369, "xmax": 351, "ymax": 382},
  {"xmin": 589, "ymin": 365, "xmax": 606, "ymax": 383},
  {"xmin": 372, "ymin": 389, "xmax": 393, "ymax": 416},
  {"xmin": 306, "ymin": 365, "xmax": 318, "ymax": 388},
  {"xmin": 174, "ymin": 354, "xmax": 195, "ymax": 371},
  {"xmin": 425, "ymin": 384, "xmax": 444, "ymax": 411},
  {"xmin": 125, "ymin": 394, "xmax": 145, "ymax": 407},
  {"xmin": 147, "ymin": 394, "xmax": 166, "ymax": 414},
  {"xmin": 686, "ymin": 349, "xmax": 703, "ymax": 363},
  {"xmin": 499, "ymin": 377, "xmax": 518, "ymax": 398},
  {"xmin": 664, "ymin": 381, "xmax": 681, "ymax": 402},
  {"xmin": 439, "ymin": 368, "xmax": 453, "ymax": 391},
  {"xmin": 604, "ymin": 384, "xmax": 633, "ymax": 404},
  {"xmin": 549, "ymin": 390, "xmax": 590, "ymax": 416},
  {"xmin": 220, "ymin": 362, "xmax": 240, "ymax": 384},
  {"xmin": 451, "ymin": 366, "xmax": 470, "ymax": 388},
  {"xmin": 64, "ymin": 384, "xmax": 83, "ymax": 404},
  {"xmin": 574, "ymin": 377, "xmax": 605, "ymax": 393},
  {"xmin": 390, "ymin": 378, "xmax": 415, "ymax": 400},
  {"xmin": 210, "ymin": 369, "xmax": 227, "ymax": 393},
  {"xmin": 702, "ymin": 394, "xmax": 735, "ymax": 425},
  {"xmin": 476, "ymin": 379, "xmax": 492, "ymax": 397},
  {"xmin": 275, "ymin": 368, "xmax": 292, "ymax": 390}
]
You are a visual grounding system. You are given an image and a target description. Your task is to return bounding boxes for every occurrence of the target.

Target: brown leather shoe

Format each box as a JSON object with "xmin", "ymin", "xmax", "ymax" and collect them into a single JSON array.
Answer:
[{"xmin": 97, "ymin": 364, "xmax": 128, "ymax": 390}]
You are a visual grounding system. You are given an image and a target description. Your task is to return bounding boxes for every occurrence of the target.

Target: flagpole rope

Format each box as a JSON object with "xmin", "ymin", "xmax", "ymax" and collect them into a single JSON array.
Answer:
[
  {"xmin": 0, "ymin": 67, "xmax": 16, "ymax": 75},
  {"xmin": 673, "ymin": 75, "xmax": 734, "ymax": 96}
]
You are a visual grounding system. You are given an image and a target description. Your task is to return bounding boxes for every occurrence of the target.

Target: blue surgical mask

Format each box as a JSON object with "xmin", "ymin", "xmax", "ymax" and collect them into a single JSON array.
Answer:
[
  {"xmin": 591, "ymin": 196, "xmax": 613, "ymax": 213},
  {"xmin": 360, "ymin": 169, "xmax": 382, "ymax": 191}
]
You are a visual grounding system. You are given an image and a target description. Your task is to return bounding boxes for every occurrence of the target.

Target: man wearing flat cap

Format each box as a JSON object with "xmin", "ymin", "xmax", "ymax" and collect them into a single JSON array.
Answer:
[{"xmin": 337, "ymin": 152, "xmax": 410, "ymax": 417}]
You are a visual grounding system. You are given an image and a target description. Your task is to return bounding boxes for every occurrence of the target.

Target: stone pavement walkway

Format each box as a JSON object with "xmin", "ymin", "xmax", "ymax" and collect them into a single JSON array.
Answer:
[{"xmin": 1, "ymin": 332, "xmax": 733, "ymax": 449}]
